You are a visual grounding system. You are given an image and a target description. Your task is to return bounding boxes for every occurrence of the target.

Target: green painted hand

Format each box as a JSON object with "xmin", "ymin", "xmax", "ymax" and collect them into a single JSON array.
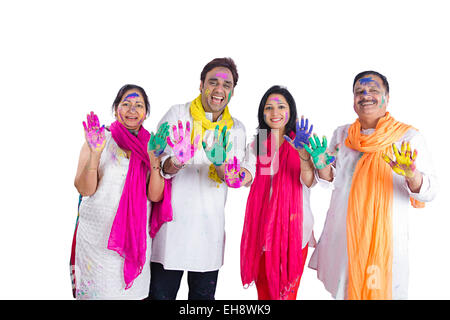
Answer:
[
  {"xmin": 202, "ymin": 125, "xmax": 232, "ymax": 166},
  {"xmin": 304, "ymin": 134, "xmax": 339, "ymax": 169},
  {"xmin": 148, "ymin": 122, "xmax": 170, "ymax": 156}
]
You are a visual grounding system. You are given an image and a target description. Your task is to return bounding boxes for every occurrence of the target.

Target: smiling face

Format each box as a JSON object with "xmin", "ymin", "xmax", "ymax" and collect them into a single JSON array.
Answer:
[
  {"xmin": 353, "ymin": 74, "xmax": 389, "ymax": 127},
  {"xmin": 115, "ymin": 89, "xmax": 146, "ymax": 131},
  {"xmin": 200, "ymin": 67, "xmax": 234, "ymax": 117},
  {"xmin": 263, "ymin": 94, "xmax": 290, "ymax": 134}
]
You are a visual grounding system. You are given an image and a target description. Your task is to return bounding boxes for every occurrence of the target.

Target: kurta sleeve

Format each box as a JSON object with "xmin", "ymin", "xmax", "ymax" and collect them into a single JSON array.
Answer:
[
  {"xmin": 402, "ymin": 130, "xmax": 439, "ymax": 202},
  {"xmin": 314, "ymin": 127, "xmax": 340, "ymax": 189},
  {"xmin": 157, "ymin": 104, "xmax": 184, "ymax": 179},
  {"xmin": 241, "ymin": 135, "xmax": 257, "ymax": 186}
]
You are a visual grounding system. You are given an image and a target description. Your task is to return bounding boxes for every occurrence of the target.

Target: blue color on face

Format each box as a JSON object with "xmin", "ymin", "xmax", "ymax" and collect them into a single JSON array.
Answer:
[
  {"xmin": 359, "ymin": 77, "xmax": 381, "ymax": 88},
  {"xmin": 124, "ymin": 92, "xmax": 140, "ymax": 101},
  {"xmin": 359, "ymin": 77, "xmax": 374, "ymax": 85}
]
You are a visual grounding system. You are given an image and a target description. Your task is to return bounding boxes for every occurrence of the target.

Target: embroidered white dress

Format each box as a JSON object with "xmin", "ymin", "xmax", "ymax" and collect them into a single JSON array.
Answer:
[
  {"xmin": 75, "ymin": 131, "xmax": 152, "ymax": 300},
  {"xmin": 308, "ymin": 124, "xmax": 438, "ymax": 300}
]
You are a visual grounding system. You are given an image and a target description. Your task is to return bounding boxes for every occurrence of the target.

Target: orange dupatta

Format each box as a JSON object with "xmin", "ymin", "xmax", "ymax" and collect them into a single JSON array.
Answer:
[{"xmin": 345, "ymin": 112, "xmax": 413, "ymax": 299}]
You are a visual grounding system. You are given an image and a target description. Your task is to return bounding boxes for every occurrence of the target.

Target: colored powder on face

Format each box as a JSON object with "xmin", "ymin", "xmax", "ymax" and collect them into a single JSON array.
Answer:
[
  {"xmin": 205, "ymin": 89, "xmax": 211, "ymax": 96},
  {"xmin": 215, "ymin": 72, "xmax": 229, "ymax": 80},
  {"xmin": 285, "ymin": 112, "xmax": 289, "ymax": 124},
  {"xmin": 123, "ymin": 92, "xmax": 140, "ymax": 101},
  {"xmin": 269, "ymin": 97, "xmax": 281, "ymax": 102},
  {"xmin": 359, "ymin": 77, "xmax": 375, "ymax": 86},
  {"xmin": 363, "ymin": 90, "xmax": 368, "ymax": 96},
  {"xmin": 359, "ymin": 77, "xmax": 381, "ymax": 89},
  {"xmin": 380, "ymin": 96, "xmax": 385, "ymax": 108},
  {"xmin": 118, "ymin": 107, "xmax": 126, "ymax": 122},
  {"xmin": 228, "ymin": 90, "xmax": 232, "ymax": 103}
]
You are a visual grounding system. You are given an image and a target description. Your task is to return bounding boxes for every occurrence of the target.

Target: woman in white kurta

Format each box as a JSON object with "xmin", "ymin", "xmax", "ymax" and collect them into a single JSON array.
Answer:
[
  {"xmin": 307, "ymin": 71, "xmax": 438, "ymax": 299},
  {"xmin": 73, "ymin": 84, "xmax": 165, "ymax": 299}
]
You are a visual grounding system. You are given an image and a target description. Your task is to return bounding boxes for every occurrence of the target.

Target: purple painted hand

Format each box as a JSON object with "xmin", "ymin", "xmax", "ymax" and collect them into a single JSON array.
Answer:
[
  {"xmin": 166, "ymin": 120, "xmax": 200, "ymax": 165},
  {"xmin": 284, "ymin": 116, "xmax": 313, "ymax": 151},
  {"xmin": 224, "ymin": 156, "xmax": 245, "ymax": 188},
  {"xmin": 83, "ymin": 111, "xmax": 106, "ymax": 153}
]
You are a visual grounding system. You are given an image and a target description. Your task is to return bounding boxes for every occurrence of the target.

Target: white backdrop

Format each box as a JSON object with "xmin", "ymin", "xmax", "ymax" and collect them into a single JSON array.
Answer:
[{"xmin": 0, "ymin": 0, "xmax": 448, "ymax": 299}]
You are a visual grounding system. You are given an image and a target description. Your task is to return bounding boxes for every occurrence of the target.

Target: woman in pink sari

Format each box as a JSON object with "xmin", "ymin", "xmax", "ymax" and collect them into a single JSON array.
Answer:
[
  {"xmin": 72, "ymin": 84, "xmax": 167, "ymax": 299},
  {"xmin": 240, "ymin": 85, "xmax": 316, "ymax": 300}
]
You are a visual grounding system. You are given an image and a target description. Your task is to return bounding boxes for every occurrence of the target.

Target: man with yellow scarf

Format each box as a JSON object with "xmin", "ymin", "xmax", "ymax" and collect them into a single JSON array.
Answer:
[
  {"xmin": 149, "ymin": 58, "xmax": 249, "ymax": 300},
  {"xmin": 307, "ymin": 71, "xmax": 438, "ymax": 300}
]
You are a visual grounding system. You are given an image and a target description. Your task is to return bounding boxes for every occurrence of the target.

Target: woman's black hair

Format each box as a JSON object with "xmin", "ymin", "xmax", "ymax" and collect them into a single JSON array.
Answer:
[
  {"xmin": 353, "ymin": 71, "xmax": 389, "ymax": 94},
  {"xmin": 255, "ymin": 85, "xmax": 298, "ymax": 156},
  {"xmin": 112, "ymin": 84, "xmax": 150, "ymax": 117}
]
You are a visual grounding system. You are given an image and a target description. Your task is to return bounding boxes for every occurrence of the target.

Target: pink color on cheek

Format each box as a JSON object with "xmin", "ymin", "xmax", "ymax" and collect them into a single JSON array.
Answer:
[{"xmin": 285, "ymin": 112, "xmax": 288, "ymax": 124}]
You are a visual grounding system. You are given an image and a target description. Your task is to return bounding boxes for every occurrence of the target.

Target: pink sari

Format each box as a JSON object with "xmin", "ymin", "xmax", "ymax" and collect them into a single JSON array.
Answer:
[{"xmin": 240, "ymin": 133, "xmax": 304, "ymax": 299}]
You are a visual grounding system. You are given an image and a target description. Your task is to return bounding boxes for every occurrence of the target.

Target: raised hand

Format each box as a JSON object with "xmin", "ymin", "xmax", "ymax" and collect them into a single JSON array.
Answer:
[
  {"xmin": 224, "ymin": 156, "xmax": 245, "ymax": 188},
  {"xmin": 148, "ymin": 122, "xmax": 170, "ymax": 156},
  {"xmin": 284, "ymin": 116, "xmax": 313, "ymax": 151},
  {"xmin": 202, "ymin": 125, "xmax": 232, "ymax": 166},
  {"xmin": 83, "ymin": 111, "xmax": 106, "ymax": 153},
  {"xmin": 166, "ymin": 120, "xmax": 200, "ymax": 165},
  {"xmin": 382, "ymin": 141, "xmax": 418, "ymax": 178},
  {"xmin": 304, "ymin": 134, "xmax": 338, "ymax": 169}
]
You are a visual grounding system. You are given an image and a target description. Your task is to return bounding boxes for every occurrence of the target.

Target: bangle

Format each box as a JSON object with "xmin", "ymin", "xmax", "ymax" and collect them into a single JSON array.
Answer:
[{"xmin": 172, "ymin": 157, "xmax": 185, "ymax": 170}]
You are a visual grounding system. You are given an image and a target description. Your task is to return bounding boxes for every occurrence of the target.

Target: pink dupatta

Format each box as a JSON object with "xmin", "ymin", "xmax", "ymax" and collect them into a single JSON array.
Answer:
[
  {"xmin": 240, "ymin": 132, "xmax": 304, "ymax": 299},
  {"xmin": 150, "ymin": 178, "xmax": 173, "ymax": 238},
  {"xmin": 108, "ymin": 121, "xmax": 151, "ymax": 289}
]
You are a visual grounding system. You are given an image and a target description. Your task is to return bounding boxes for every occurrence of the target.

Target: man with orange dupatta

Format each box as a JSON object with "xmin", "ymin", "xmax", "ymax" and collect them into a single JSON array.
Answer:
[{"xmin": 307, "ymin": 71, "xmax": 438, "ymax": 300}]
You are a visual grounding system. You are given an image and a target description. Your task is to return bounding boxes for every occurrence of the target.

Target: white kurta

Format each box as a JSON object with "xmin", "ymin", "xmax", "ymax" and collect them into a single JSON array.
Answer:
[
  {"xmin": 75, "ymin": 131, "xmax": 152, "ymax": 300},
  {"xmin": 151, "ymin": 102, "xmax": 246, "ymax": 272},
  {"xmin": 241, "ymin": 136, "xmax": 317, "ymax": 249},
  {"xmin": 308, "ymin": 124, "xmax": 438, "ymax": 300}
]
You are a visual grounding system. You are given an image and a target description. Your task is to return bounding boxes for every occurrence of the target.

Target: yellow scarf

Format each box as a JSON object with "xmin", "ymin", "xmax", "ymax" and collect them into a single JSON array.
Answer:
[
  {"xmin": 190, "ymin": 94, "xmax": 234, "ymax": 184},
  {"xmin": 345, "ymin": 112, "xmax": 422, "ymax": 300}
]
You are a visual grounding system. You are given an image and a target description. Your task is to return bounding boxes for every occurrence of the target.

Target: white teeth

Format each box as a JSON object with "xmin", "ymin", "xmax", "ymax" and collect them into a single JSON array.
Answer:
[{"xmin": 212, "ymin": 96, "xmax": 223, "ymax": 100}]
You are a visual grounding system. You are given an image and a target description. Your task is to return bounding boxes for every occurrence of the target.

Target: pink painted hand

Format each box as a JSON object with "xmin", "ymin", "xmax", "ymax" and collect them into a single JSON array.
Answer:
[
  {"xmin": 224, "ymin": 156, "xmax": 245, "ymax": 188},
  {"xmin": 83, "ymin": 111, "xmax": 106, "ymax": 153},
  {"xmin": 166, "ymin": 120, "xmax": 200, "ymax": 165},
  {"xmin": 382, "ymin": 141, "xmax": 418, "ymax": 178}
]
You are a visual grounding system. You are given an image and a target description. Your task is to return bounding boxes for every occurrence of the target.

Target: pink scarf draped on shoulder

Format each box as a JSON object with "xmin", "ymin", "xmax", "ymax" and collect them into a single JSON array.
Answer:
[
  {"xmin": 108, "ymin": 120, "xmax": 172, "ymax": 289},
  {"xmin": 240, "ymin": 132, "xmax": 304, "ymax": 299}
]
